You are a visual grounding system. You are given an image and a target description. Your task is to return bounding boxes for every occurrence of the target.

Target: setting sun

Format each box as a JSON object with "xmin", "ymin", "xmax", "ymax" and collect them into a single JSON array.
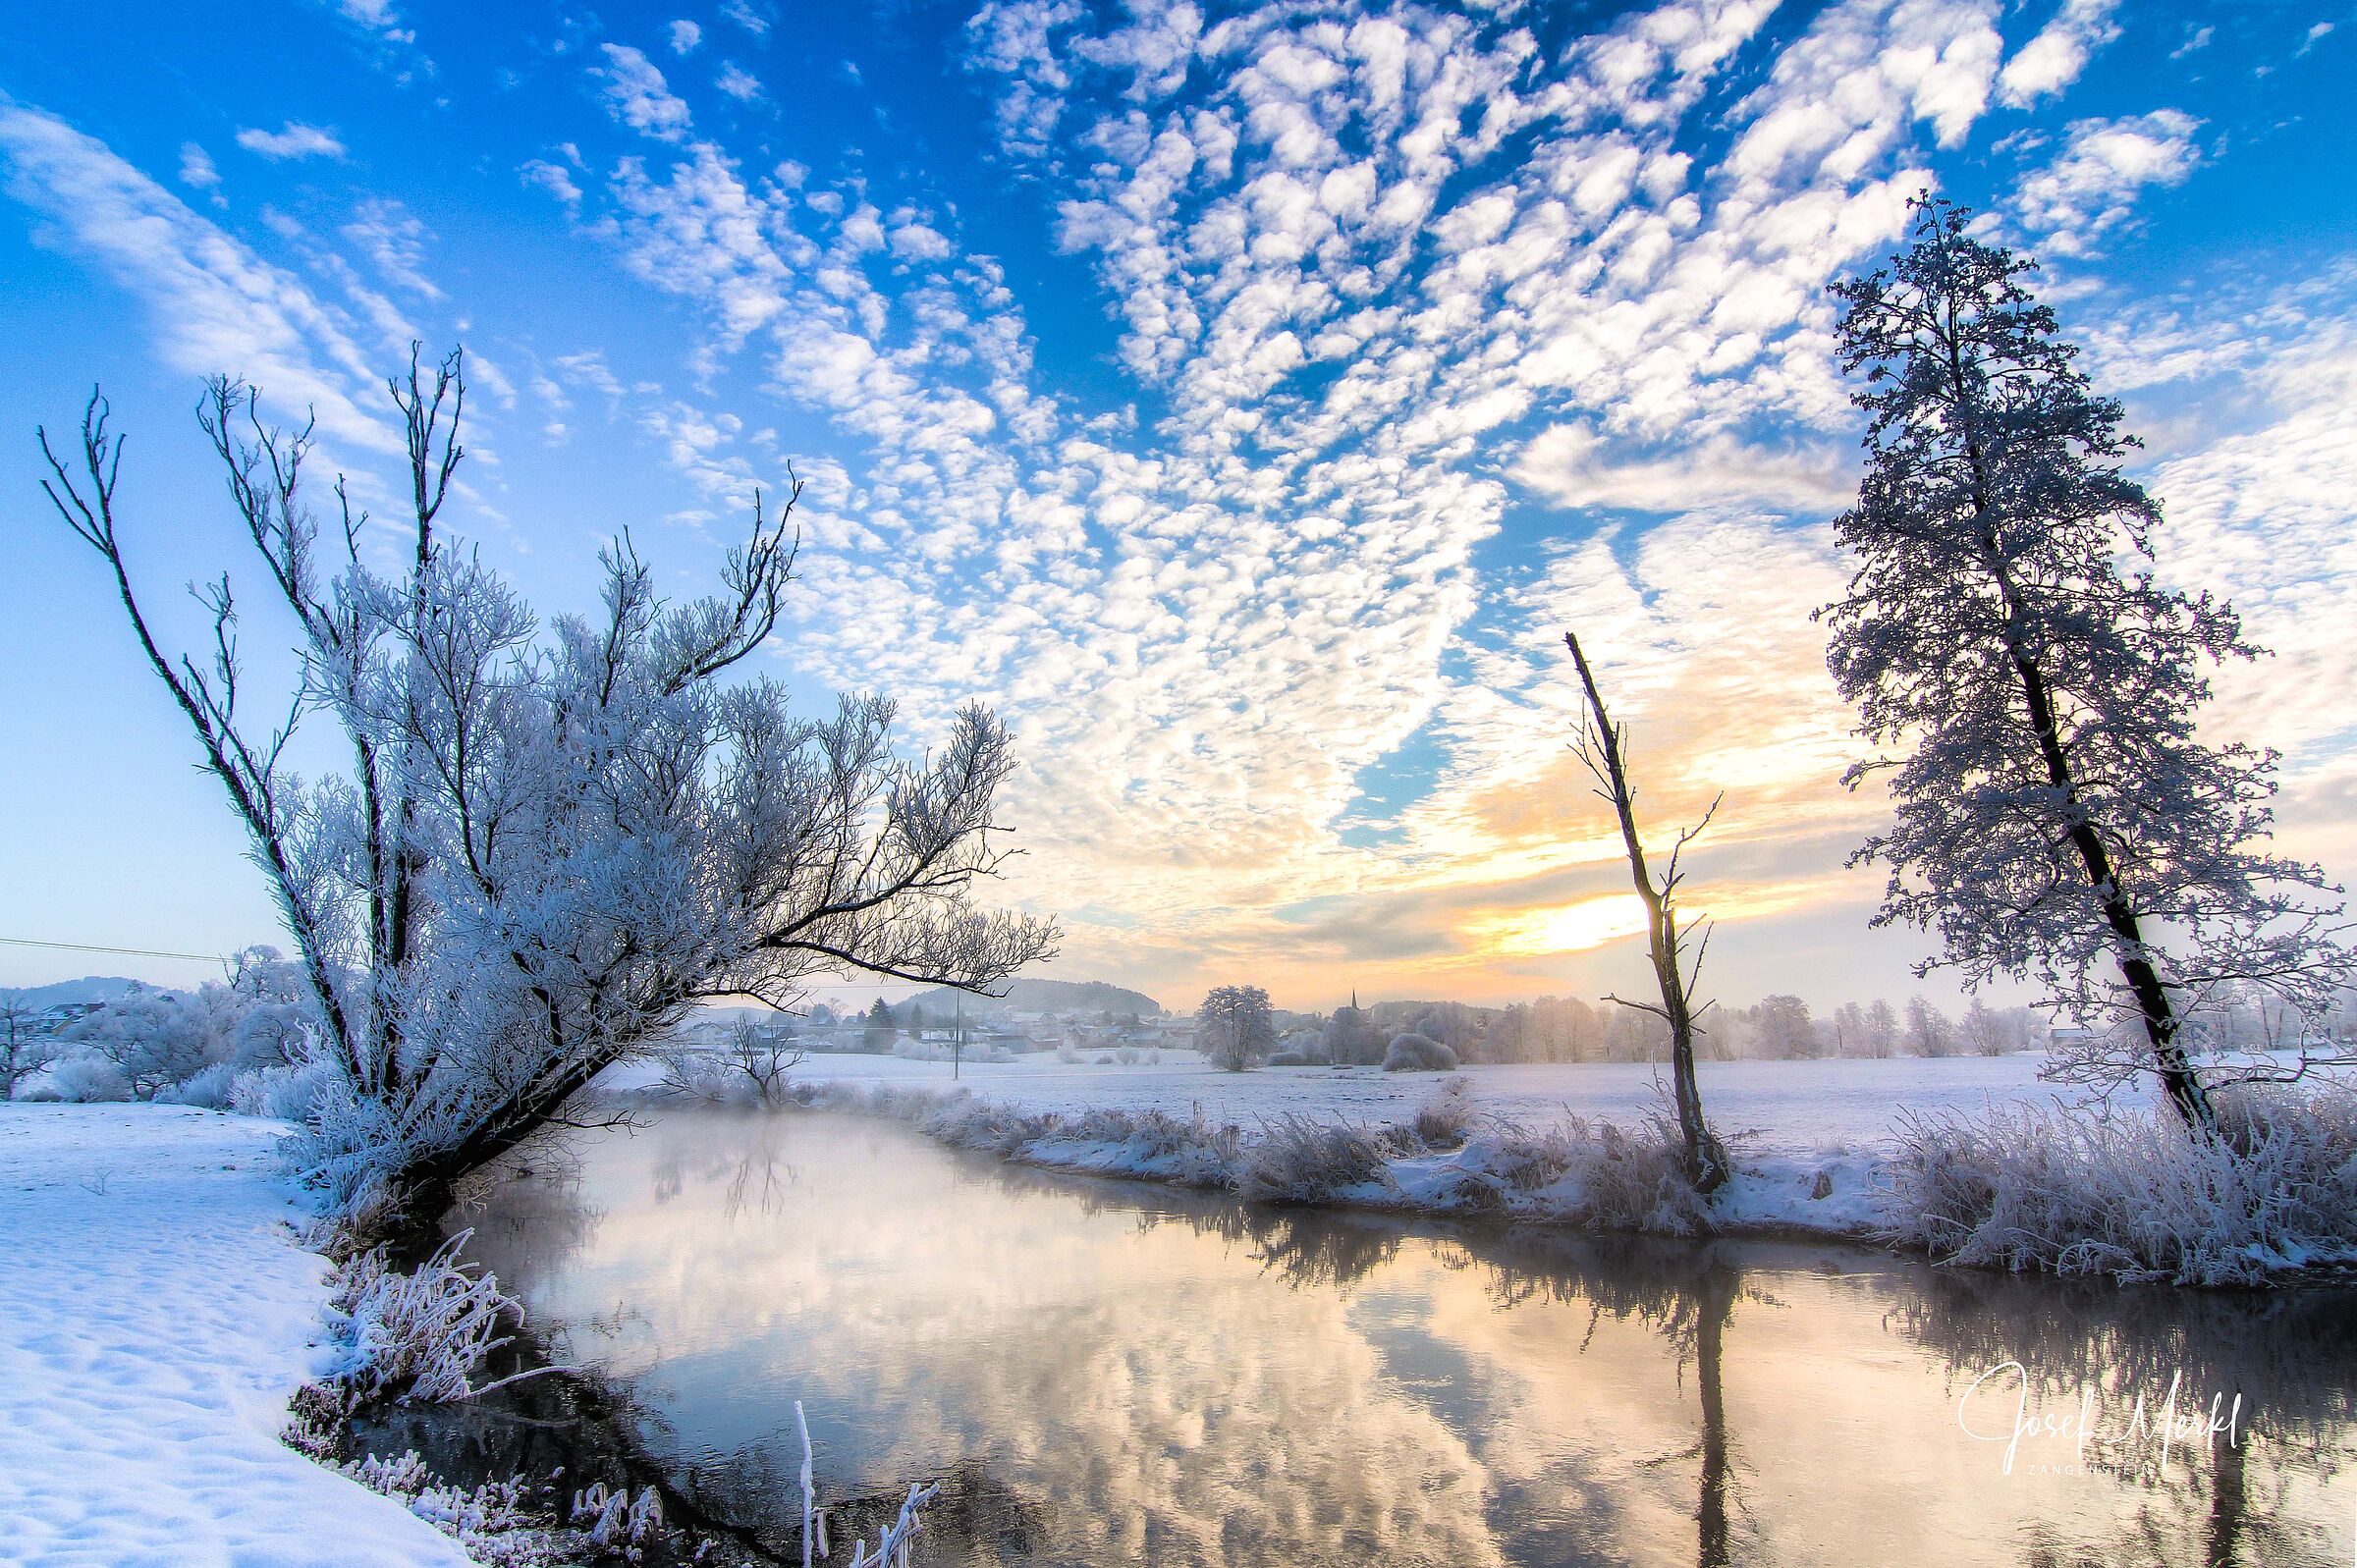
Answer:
[{"xmin": 1468, "ymin": 894, "xmax": 1651, "ymax": 957}]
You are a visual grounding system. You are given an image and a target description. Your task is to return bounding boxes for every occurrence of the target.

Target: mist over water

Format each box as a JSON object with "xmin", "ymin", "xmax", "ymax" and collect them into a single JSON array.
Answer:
[{"xmin": 463, "ymin": 1109, "xmax": 2357, "ymax": 1567}]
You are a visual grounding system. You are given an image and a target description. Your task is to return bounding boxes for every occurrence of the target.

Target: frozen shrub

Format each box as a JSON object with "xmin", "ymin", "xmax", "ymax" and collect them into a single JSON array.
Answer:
[
  {"xmin": 1410, "ymin": 1075, "xmax": 1479, "ymax": 1149},
  {"xmin": 46, "ymin": 1054, "xmax": 132, "ymax": 1103},
  {"xmin": 1235, "ymin": 1114, "xmax": 1394, "ymax": 1204},
  {"xmin": 919, "ymin": 1098, "xmax": 1064, "ymax": 1157},
  {"xmin": 1266, "ymin": 1051, "xmax": 1309, "ymax": 1066},
  {"xmin": 1886, "ymin": 1087, "xmax": 2357, "ymax": 1285},
  {"xmin": 573, "ymin": 1482, "xmax": 664, "ymax": 1550},
  {"xmin": 159, "ymin": 1060, "xmax": 242, "ymax": 1109},
  {"xmin": 1382, "ymin": 1032, "xmax": 1457, "ymax": 1071},
  {"xmin": 658, "ymin": 1021, "xmax": 800, "ymax": 1106},
  {"xmin": 342, "ymin": 1450, "xmax": 578, "ymax": 1567},
  {"xmin": 323, "ymin": 1230, "xmax": 518, "ymax": 1407},
  {"xmin": 1460, "ymin": 1105, "xmax": 1713, "ymax": 1234},
  {"xmin": 229, "ymin": 1060, "xmax": 333, "ymax": 1120}
]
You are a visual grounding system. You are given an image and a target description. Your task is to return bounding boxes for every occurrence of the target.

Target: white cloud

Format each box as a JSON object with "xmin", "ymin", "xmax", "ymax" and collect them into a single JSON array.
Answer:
[
  {"xmin": 234, "ymin": 122, "xmax": 347, "ymax": 160},
  {"xmin": 1515, "ymin": 425, "xmax": 1855, "ymax": 515},
  {"xmin": 178, "ymin": 142, "xmax": 219, "ymax": 189},
  {"xmin": 716, "ymin": 62, "xmax": 763, "ymax": 102},
  {"xmin": 1997, "ymin": 0, "xmax": 2118, "ymax": 108},
  {"xmin": 0, "ymin": 103, "xmax": 392, "ymax": 451},
  {"xmin": 521, "ymin": 157, "xmax": 581, "ymax": 206},
  {"xmin": 596, "ymin": 45, "xmax": 692, "ymax": 142},
  {"xmin": 327, "ymin": 0, "xmax": 412, "ymax": 40},
  {"xmin": 341, "ymin": 195, "xmax": 441, "ymax": 298},
  {"xmin": 669, "ymin": 19, "xmax": 702, "ymax": 54},
  {"xmin": 721, "ymin": 0, "xmax": 772, "ymax": 39},
  {"xmin": 2010, "ymin": 109, "xmax": 2202, "ymax": 256}
]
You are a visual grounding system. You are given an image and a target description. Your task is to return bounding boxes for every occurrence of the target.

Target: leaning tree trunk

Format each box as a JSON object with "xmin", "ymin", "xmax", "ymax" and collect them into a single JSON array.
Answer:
[{"xmin": 1947, "ymin": 334, "xmax": 2222, "ymax": 1144}]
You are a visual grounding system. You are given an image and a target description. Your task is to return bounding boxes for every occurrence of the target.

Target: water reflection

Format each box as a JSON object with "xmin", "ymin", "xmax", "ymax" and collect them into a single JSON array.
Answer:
[{"xmin": 460, "ymin": 1109, "xmax": 2357, "ymax": 1568}]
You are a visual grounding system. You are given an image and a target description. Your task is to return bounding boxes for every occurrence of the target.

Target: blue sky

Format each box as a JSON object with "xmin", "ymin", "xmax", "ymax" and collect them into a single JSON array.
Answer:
[{"xmin": 3, "ymin": 0, "xmax": 2354, "ymax": 1012}]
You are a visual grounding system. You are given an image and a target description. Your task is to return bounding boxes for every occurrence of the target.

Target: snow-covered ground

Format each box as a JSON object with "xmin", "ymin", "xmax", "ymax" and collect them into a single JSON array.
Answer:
[
  {"xmin": 0, "ymin": 1105, "xmax": 469, "ymax": 1568},
  {"xmin": 685, "ymin": 1048, "xmax": 2096, "ymax": 1159}
]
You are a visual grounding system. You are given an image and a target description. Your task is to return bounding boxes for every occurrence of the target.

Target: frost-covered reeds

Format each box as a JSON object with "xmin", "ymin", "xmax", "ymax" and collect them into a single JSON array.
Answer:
[
  {"xmin": 1233, "ymin": 1114, "xmax": 1396, "ymax": 1204},
  {"xmin": 320, "ymin": 1229, "xmax": 521, "ymax": 1408},
  {"xmin": 1886, "ymin": 1085, "xmax": 2357, "ymax": 1285},
  {"xmin": 797, "ymin": 1394, "xmax": 939, "ymax": 1568},
  {"xmin": 1453, "ymin": 1104, "xmax": 1718, "ymax": 1234},
  {"xmin": 798, "ymin": 1075, "xmax": 1723, "ymax": 1234}
]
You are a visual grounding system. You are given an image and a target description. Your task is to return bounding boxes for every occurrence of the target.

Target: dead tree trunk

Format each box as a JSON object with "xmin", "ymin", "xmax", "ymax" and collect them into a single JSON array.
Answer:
[{"xmin": 1566, "ymin": 632, "xmax": 1731, "ymax": 1197}]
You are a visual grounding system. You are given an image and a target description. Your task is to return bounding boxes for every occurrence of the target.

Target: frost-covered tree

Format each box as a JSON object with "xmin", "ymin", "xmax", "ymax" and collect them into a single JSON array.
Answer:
[
  {"xmin": 1565, "ymin": 631, "xmax": 1729, "ymax": 1194},
  {"xmin": 658, "ymin": 1015, "xmax": 801, "ymax": 1107},
  {"xmin": 1958, "ymin": 997, "xmax": 2029, "ymax": 1056},
  {"xmin": 36, "ymin": 351, "xmax": 1055, "ymax": 1214},
  {"xmin": 1904, "ymin": 997, "xmax": 1954, "ymax": 1058},
  {"xmin": 59, "ymin": 949, "xmax": 317, "ymax": 1102},
  {"xmin": 1197, "ymin": 984, "xmax": 1275, "ymax": 1071},
  {"xmin": 1750, "ymin": 995, "xmax": 1819, "ymax": 1059},
  {"xmin": 1862, "ymin": 999, "xmax": 1900, "ymax": 1058},
  {"xmin": 1823, "ymin": 197, "xmax": 2350, "ymax": 1138},
  {"xmin": 1322, "ymin": 995, "xmax": 1380, "ymax": 1066},
  {"xmin": 0, "ymin": 992, "xmax": 61, "ymax": 1100}
]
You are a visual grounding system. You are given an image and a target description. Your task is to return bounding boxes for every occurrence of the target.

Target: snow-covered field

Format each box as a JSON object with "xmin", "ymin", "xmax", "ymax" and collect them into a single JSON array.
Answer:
[
  {"xmin": 0, "ymin": 1106, "xmax": 467, "ymax": 1568},
  {"xmin": 697, "ymin": 1048, "xmax": 2100, "ymax": 1159}
]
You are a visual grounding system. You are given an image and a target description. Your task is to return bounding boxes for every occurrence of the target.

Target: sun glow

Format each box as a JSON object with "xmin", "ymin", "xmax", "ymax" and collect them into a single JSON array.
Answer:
[{"xmin": 1467, "ymin": 894, "xmax": 1650, "ymax": 957}]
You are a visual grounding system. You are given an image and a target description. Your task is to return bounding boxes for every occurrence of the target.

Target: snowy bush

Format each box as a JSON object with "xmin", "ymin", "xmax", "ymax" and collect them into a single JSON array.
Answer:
[
  {"xmin": 1266, "ymin": 1051, "xmax": 1310, "ymax": 1066},
  {"xmin": 228, "ymin": 1060, "xmax": 334, "ymax": 1120},
  {"xmin": 1409, "ymin": 1076, "xmax": 1478, "ymax": 1149},
  {"xmin": 1444, "ymin": 1106, "xmax": 1715, "ymax": 1234},
  {"xmin": 1234, "ymin": 1114, "xmax": 1395, "ymax": 1204},
  {"xmin": 1885, "ymin": 1087, "xmax": 2357, "ymax": 1285},
  {"xmin": 44, "ymin": 1054, "xmax": 132, "ymax": 1103},
  {"xmin": 919, "ymin": 1098, "xmax": 1065, "ymax": 1157},
  {"xmin": 658, "ymin": 1020, "xmax": 802, "ymax": 1106},
  {"xmin": 1382, "ymin": 1032, "xmax": 1457, "ymax": 1071},
  {"xmin": 323, "ymin": 1230, "xmax": 518, "ymax": 1407},
  {"xmin": 159, "ymin": 1060, "xmax": 243, "ymax": 1109}
]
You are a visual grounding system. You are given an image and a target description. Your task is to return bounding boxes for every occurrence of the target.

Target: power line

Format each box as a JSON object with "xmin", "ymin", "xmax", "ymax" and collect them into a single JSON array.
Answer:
[{"xmin": 0, "ymin": 936, "xmax": 226, "ymax": 963}]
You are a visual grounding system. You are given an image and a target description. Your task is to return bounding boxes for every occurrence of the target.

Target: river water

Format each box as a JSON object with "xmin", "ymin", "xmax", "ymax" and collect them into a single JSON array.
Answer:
[{"xmin": 460, "ymin": 1108, "xmax": 2357, "ymax": 1567}]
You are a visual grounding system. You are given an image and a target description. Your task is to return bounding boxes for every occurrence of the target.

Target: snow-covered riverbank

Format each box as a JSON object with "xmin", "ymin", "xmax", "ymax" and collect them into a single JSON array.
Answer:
[
  {"xmin": 657, "ymin": 1052, "xmax": 2353, "ymax": 1272},
  {"xmin": 0, "ymin": 1105, "xmax": 469, "ymax": 1568}
]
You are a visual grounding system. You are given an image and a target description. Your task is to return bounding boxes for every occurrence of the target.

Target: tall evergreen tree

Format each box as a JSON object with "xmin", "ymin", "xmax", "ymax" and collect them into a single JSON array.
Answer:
[{"xmin": 1823, "ymin": 197, "xmax": 2347, "ymax": 1137}]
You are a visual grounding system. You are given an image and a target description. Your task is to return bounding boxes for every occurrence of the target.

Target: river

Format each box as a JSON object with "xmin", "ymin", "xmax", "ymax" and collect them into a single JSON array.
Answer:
[{"xmin": 458, "ymin": 1107, "xmax": 2357, "ymax": 1567}]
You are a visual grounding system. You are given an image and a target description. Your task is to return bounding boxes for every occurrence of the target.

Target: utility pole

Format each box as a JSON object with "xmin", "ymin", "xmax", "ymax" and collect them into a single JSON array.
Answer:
[{"xmin": 954, "ymin": 996, "xmax": 963, "ymax": 1081}]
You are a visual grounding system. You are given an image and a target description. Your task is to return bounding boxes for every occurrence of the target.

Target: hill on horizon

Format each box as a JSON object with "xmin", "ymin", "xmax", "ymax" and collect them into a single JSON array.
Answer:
[
  {"xmin": 906, "ymin": 977, "xmax": 1164, "ymax": 1019},
  {"xmin": 2, "ymin": 975, "xmax": 159, "ymax": 1008}
]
